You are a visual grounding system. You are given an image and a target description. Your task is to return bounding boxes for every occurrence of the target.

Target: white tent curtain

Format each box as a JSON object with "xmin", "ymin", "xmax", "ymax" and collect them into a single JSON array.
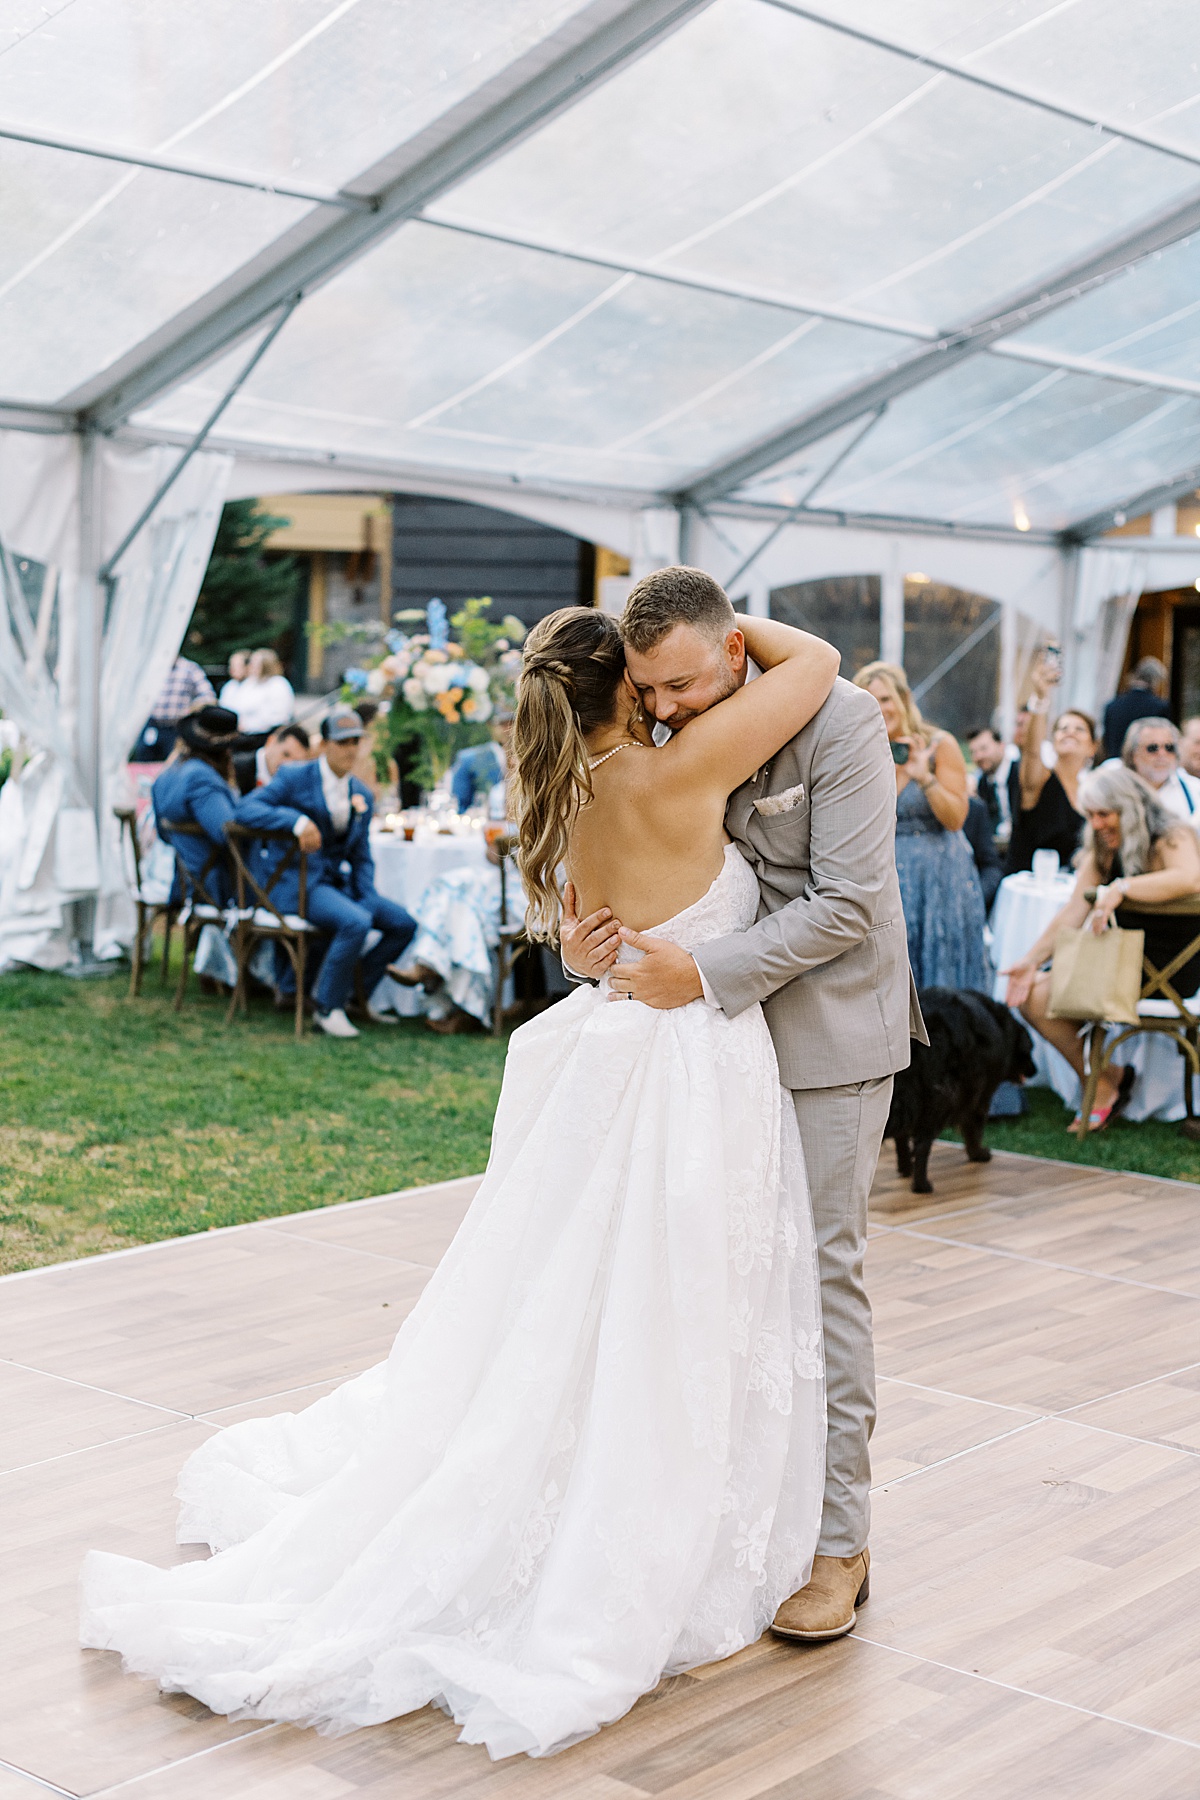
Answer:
[
  {"xmin": 0, "ymin": 432, "xmax": 231, "ymax": 970},
  {"xmin": 1066, "ymin": 547, "xmax": 1149, "ymax": 723}
]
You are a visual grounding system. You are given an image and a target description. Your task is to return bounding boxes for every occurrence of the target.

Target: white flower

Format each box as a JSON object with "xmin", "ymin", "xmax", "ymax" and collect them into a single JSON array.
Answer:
[
  {"xmin": 402, "ymin": 677, "xmax": 427, "ymax": 711},
  {"xmin": 422, "ymin": 663, "xmax": 454, "ymax": 694},
  {"xmin": 463, "ymin": 694, "xmax": 493, "ymax": 723},
  {"xmin": 467, "ymin": 665, "xmax": 490, "ymax": 693},
  {"xmin": 366, "ymin": 668, "xmax": 386, "ymax": 696}
]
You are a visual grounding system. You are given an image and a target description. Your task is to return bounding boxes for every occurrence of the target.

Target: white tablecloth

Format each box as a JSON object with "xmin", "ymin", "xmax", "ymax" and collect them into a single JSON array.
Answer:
[
  {"xmin": 989, "ymin": 870, "xmax": 1194, "ymax": 1122},
  {"xmin": 370, "ymin": 830, "xmax": 489, "ymax": 1016}
]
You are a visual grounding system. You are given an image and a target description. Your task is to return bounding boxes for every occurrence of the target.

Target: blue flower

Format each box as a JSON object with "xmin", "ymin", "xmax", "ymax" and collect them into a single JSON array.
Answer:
[
  {"xmin": 344, "ymin": 666, "xmax": 370, "ymax": 693},
  {"xmin": 426, "ymin": 598, "xmax": 450, "ymax": 650},
  {"xmin": 385, "ymin": 629, "xmax": 408, "ymax": 652}
]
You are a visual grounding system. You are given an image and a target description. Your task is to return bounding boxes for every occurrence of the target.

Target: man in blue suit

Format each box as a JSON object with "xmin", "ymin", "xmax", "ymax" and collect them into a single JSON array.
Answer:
[
  {"xmin": 234, "ymin": 707, "xmax": 416, "ymax": 1038},
  {"xmin": 449, "ymin": 711, "xmax": 513, "ymax": 812},
  {"xmin": 152, "ymin": 705, "xmax": 240, "ymax": 904}
]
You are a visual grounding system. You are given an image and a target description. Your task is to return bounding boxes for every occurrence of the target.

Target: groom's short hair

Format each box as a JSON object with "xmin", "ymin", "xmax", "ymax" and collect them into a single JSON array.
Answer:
[{"xmin": 620, "ymin": 565, "xmax": 736, "ymax": 653}]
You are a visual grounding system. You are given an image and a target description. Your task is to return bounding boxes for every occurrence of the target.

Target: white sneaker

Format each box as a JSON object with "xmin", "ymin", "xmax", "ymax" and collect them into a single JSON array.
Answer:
[
  {"xmin": 366, "ymin": 1004, "xmax": 400, "ymax": 1026},
  {"xmin": 314, "ymin": 1007, "xmax": 359, "ymax": 1039}
]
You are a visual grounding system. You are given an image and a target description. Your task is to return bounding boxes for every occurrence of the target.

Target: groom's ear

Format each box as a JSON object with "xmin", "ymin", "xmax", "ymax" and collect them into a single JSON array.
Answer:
[{"xmin": 725, "ymin": 627, "xmax": 747, "ymax": 674}]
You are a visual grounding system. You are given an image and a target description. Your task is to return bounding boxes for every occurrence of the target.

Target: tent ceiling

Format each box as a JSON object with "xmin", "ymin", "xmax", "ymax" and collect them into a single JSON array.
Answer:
[{"xmin": 5, "ymin": 0, "xmax": 1200, "ymax": 539}]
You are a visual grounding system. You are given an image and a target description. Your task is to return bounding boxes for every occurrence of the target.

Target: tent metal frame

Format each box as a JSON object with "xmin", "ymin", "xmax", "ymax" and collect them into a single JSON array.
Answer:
[{"xmin": 2, "ymin": 0, "xmax": 1199, "ymax": 544}]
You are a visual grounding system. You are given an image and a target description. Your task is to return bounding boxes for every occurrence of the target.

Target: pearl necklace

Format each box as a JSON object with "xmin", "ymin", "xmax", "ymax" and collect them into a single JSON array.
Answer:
[{"xmin": 587, "ymin": 742, "xmax": 645, "ymax": 772}]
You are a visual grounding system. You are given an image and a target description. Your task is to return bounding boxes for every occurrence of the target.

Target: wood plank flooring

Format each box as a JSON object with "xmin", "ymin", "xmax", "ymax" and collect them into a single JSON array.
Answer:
[{"xmin": 2, "ymin": 1149, "xmax": 1198, "ymax": 1798}]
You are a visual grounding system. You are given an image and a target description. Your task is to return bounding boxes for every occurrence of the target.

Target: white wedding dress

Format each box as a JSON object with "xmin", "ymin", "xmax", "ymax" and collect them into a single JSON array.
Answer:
[{"xmin": 80, "ymin": 844, "xmax": 825, "ymax": 1759}]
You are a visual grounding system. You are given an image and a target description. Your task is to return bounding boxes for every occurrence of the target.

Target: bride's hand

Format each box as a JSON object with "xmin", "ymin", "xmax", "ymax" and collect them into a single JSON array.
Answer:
[
  {"xmin": 561, "ymin": 883, "xmax": 621, "ymax": 978},
  {"xmin": 608, "ymin": 932, "xmax": 704, "ymax": 1008}
]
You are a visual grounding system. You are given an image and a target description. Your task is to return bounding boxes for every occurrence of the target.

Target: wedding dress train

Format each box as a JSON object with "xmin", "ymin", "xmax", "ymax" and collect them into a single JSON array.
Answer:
[{"xmin": 80, "ymin": 844, "xmax": 825, "ymax": 1759}]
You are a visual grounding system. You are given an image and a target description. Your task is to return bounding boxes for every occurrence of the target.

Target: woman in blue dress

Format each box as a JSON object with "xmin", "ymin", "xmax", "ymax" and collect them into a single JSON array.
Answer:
[{"xmin": 854, "ymin": 662, "xmax": 987, "ymax": 992}]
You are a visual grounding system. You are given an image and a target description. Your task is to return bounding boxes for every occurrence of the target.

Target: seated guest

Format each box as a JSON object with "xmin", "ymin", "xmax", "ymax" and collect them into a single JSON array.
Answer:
[
  {"xmin": 151, "ymin": 705, "xmax": 240, "ymax": 904},
  {"xmin": 218, "ymin": 650, "xmax": 250, "ymax": 712},
  {"xmin": 233, "ymin": 722, "xmax": 311, "ymax": 797},
  {"xmin": 450, "ymin": 712, "xmax": 514, "ymax": 812},
  {"xmin": 234, "ymin": 648, "xmax": 295, "ymax": 735},
  {"xmin": 967, "ymin": 721, "xmax": 1018, "ymax": 851},
  {"xmin": 963, "ymin": 794, "xmax": 1004, "ymax": 911},
  {"xmin": 235, "ymin": 707, "xmax": 416, "ymax": 1039},
  {"xmin": 131, "ymin": 655, "xmax": 216, "ymax": 762},
  {"xmin": 1180, "ymin": 715, "xmax": 1200, "ymax": 781},
  {"xmin": 1102, "ymin": 656, "xmax": 1170, "ymax": 761},
  {"xmin": 1006, "ymin": 651, "xmax": 1096, "ymax": 875},
  {"xmin": 1003, "ymin": 765, "xmax": 1200, "ymax": 1132},
  {"xmin": 1120, "ymin": 717, "xmax": 1200, "ymax": 822}
]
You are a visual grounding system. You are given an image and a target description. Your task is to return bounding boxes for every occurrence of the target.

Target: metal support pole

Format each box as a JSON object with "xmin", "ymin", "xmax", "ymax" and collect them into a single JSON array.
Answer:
[
  {"xmin": 881, "ymin": 560, "xmax": 904, "ymax": 667},
  {"xmin": 66, "ymin": 427, "xmax": 109, "ymax": 975}
]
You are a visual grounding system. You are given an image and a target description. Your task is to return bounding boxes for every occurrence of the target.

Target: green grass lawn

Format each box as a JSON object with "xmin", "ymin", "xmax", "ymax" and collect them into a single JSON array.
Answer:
[
  {"xmin": 944, "ymin": 1084, "xmax": 1200, "ymax": 1183},
  {"xmin": 3, "ymin": 959, "xmax": 1198, "ymax": 1278},
  {"xmin": 0, "ymin": 962, "xmax": 505, "ymax": 1275}
]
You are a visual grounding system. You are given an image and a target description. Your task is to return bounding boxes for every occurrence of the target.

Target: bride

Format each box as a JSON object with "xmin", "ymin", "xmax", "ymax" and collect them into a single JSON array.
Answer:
[{"xmin": 80, "ymin": 605, "xmax": 840, "ymax": 1759}]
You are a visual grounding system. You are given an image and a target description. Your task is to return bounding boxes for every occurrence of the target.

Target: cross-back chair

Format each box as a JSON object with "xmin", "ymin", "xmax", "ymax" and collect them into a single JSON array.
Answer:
[
  {"xmin": 114, "ymin": 804, "xmax": 176, "ymax": 998},
  {"xmin": 1078, "ymin": 893, "xmax": 1200, "ymax": 1135},
  {"xmin": 156, "ymin": 818, "xmax": 232, "ymax": 1013},
  {"xmin": 224, "ymin": 822, "xmax": 316, "ymax": 1038}
]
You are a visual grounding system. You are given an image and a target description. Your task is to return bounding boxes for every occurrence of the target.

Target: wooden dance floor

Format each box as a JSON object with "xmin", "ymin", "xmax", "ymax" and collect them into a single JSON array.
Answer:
[{"xmin": 3, "ymin": 1144, "xmax": 1200, "ymax": 1798}]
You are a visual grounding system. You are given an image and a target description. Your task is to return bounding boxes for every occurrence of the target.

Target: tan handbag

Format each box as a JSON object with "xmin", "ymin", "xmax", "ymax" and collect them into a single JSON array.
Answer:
[{"xmin": 1047, "ymin": 924, "xmax": 1144, "ymax": 1024}]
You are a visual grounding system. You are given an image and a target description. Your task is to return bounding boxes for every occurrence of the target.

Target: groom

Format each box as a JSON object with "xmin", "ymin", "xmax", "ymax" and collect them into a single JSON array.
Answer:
[{"xmin": 563, "ymin": 566, "xmax": 925, "ymax": 1643}]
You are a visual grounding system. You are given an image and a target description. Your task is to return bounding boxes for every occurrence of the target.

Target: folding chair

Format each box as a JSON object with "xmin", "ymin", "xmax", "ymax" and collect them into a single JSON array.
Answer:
[
  {"xmin": 492, "ymin": 834, "xmax": 531, "ymax": 1036},
  {"xmin": 224, "ymin": 822, "xmax": 316, "ymax": 1038},
  {"xmin": 1077, "ymin": 894, "xmax": 1200, "ymax": 1134},
  {"xmin": 156, "ymin": 818, "xmax": 232, "ymax": 1013},
  {"xmin": 114, "ymin": 805, "xmax": 176, "ymax": 998}
]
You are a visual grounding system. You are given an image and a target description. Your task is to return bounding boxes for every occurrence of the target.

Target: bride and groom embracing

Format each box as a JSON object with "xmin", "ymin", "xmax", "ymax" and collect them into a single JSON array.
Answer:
[{"xmin": 80, "ymin": 566, "xmax": 923, "ymax": 1760}]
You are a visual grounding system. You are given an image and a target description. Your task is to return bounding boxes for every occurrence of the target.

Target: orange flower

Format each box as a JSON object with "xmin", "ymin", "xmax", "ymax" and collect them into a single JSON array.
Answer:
[{"xmin": 434, "ymin": 687, "xmax": 463, "ymax": 723}]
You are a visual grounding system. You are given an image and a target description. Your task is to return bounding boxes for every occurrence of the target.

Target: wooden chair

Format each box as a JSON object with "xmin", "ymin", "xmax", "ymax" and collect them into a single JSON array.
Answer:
[
  {"xmin": 492, "ymin": 833, "xmax": 530, "ymax": 1036},
  {"xmin": 1078, "ymin": 894, "xmax": 1200, "ymax": 1134},
  {"xmin": 224, "ymin": 822, "xmax": 316, "ymax": 1038},
  {"xmin": 156, "ymin": 818, "xmax": 232, "ymax": 1013},
  {"xmin": 114, "ymin": 805, "xmax": 176, "ymax": 998}
]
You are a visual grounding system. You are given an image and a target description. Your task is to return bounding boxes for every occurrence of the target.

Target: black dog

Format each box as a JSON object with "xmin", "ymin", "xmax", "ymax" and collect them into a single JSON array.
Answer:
[{"xmin": 886, "ymin": 988, "xmax": 1036, "ymax": 1194}]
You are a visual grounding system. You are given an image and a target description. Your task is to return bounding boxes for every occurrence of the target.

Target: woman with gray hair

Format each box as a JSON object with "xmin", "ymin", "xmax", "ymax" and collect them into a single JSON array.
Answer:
[{"xmin": 1003, "ymin": 763, "xmax": 1200, "ymax": 1131}]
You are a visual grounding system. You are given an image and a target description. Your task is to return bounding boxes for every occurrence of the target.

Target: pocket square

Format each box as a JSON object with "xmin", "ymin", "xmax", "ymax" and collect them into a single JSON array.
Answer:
[{"xmin": 753, "ymin": 782, "xmax": 806, "ymax": 817}]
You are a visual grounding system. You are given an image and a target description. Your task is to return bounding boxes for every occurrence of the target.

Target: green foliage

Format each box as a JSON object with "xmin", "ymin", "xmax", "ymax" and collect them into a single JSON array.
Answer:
[
  {"xmin": 0, "ymin": 960, "xmax": 505, "ymax": 1274},
  {"xmin": 0, "ymin": 746, "xmax": 11, "ymax": 790},
  {"xmin": 186, "ymin": 499, "xmax": 301, "ymax": 668}
]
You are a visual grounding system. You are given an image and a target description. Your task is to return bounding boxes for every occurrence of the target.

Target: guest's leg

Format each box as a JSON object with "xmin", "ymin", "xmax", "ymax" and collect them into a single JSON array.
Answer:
[
  {"xmin": 791, "ymin": 1075, "xmax": 892, "ymax": 1557},
  {"xmin": 359, "ymin": 895, "xmax": 416, "ymax": 995},
  {"xmin": 1021, "ymin": 972, "xmax": 1120, "ymax": 1106},
  {"xmin": 306, "ymin": 886, "xmax": 371, "ymax": 1015}
]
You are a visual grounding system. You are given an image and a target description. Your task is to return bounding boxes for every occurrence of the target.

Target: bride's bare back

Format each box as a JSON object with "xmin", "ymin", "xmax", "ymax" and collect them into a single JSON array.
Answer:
[{"xmin": 568, "ymin": 615, "xmax": 839, "ymax": 932}]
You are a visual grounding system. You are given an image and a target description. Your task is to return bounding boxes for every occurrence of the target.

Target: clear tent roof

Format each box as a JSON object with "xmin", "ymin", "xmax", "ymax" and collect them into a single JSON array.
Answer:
[{"xmin": 6, "ymin": 0, "xmax": 1200, "ymax": 538}]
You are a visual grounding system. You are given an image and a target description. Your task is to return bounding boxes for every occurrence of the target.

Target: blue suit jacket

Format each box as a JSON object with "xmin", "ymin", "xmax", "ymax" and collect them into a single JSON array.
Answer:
[
  {"xmin": 451, "ymin": 743, "xmax": 503, "ymax": 812},
  {"xmin": 234, "ymin": 760, "xmax": 377, "ymax": 913},
  {"xmin": 152, "ymin": 758, "xmax": 237, "ymax": 904}
]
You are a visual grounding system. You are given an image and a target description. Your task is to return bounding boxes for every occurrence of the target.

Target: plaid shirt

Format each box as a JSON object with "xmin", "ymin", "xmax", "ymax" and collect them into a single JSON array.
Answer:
[{"xmin": 151, "ymin": 658, "xmax": 216, "ymax": 725}]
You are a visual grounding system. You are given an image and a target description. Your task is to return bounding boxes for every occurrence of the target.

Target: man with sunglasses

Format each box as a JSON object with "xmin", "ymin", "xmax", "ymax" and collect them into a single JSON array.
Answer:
[{"xmin": 1120, "ymin": 717, "xmax": 1200, "ymax": 822}]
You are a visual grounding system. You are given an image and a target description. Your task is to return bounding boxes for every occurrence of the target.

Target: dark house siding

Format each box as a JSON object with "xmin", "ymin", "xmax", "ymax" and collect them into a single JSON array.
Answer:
[{"xmin": 391, "ymin": 494, "xmax": 595, "ymax": 629}]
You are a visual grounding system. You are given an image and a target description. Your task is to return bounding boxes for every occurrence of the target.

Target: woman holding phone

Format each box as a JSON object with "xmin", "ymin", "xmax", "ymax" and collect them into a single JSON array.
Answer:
[
  {"xmin": 855, "ymin": 661, "xmax": 987, "ymax": 990},
  {"xmin": 1005, "ymin": 646, "xmax": 1096, "ymax": 875}
]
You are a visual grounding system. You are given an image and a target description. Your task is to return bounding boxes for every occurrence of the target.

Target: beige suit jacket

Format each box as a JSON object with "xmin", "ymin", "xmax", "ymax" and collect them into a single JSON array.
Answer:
[{"xmin": 694, "ymin": 676, "xmax": 926, "ymax": 1092}]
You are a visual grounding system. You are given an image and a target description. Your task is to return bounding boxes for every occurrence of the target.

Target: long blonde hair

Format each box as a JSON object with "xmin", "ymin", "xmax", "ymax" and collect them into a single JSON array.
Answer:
[
  {"xmin": 512, "ymin": 608, "xmax": 627, "ymax": 940},
  {"xmin": 853, "ymin": 660, "xmax": 932, "ymax": 745}
]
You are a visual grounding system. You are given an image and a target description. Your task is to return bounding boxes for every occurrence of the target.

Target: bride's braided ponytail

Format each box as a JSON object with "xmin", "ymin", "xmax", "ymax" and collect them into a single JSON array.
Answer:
[{"xmin": 513, "ymin": 608, "xmax": 626, "ymax": 941}]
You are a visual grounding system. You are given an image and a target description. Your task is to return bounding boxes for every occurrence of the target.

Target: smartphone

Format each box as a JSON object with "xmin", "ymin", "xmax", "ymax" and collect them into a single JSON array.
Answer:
[
  {"xmin": 891, "ymin": 741, "xmax": 910, "ymax": 765},
  {"xmin": 1041, "ymin": 643, "xmax": 1062, "ymax": 674}
]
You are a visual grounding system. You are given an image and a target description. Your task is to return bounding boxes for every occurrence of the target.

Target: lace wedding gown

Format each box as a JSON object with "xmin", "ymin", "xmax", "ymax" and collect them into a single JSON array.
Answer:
[{"xmin": 80, "ymin": 844, "xmax": 825, "ymax": 1760}]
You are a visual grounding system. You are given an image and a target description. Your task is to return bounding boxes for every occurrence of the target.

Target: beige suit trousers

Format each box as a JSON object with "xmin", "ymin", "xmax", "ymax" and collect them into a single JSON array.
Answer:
[{"xmin": 792, "ymin": 1074, "xmax": 892, "ymax": 1558}]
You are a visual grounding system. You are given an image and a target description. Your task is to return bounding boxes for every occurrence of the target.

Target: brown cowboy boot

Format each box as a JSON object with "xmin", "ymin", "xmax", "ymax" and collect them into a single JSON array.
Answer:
[{"xmin": 770, "ymin": 1549, "xmax": 870, "ymax": 1643}]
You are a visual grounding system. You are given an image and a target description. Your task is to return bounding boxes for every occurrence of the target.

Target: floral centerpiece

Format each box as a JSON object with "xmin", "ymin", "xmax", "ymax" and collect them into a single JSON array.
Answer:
[{"xmin": 339, "ymin": 597, "xmax": 525, "ymax": 794}]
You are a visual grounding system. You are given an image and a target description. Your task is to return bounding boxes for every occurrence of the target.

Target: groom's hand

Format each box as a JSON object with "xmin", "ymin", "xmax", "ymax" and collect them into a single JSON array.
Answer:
[
  {"xmin": 561, "ymin": 883, "xmax": 621, "ymax": 979},
  {"xmin": 607, "ymin": 932, "xmax": 704, "ymax": 1008}
]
